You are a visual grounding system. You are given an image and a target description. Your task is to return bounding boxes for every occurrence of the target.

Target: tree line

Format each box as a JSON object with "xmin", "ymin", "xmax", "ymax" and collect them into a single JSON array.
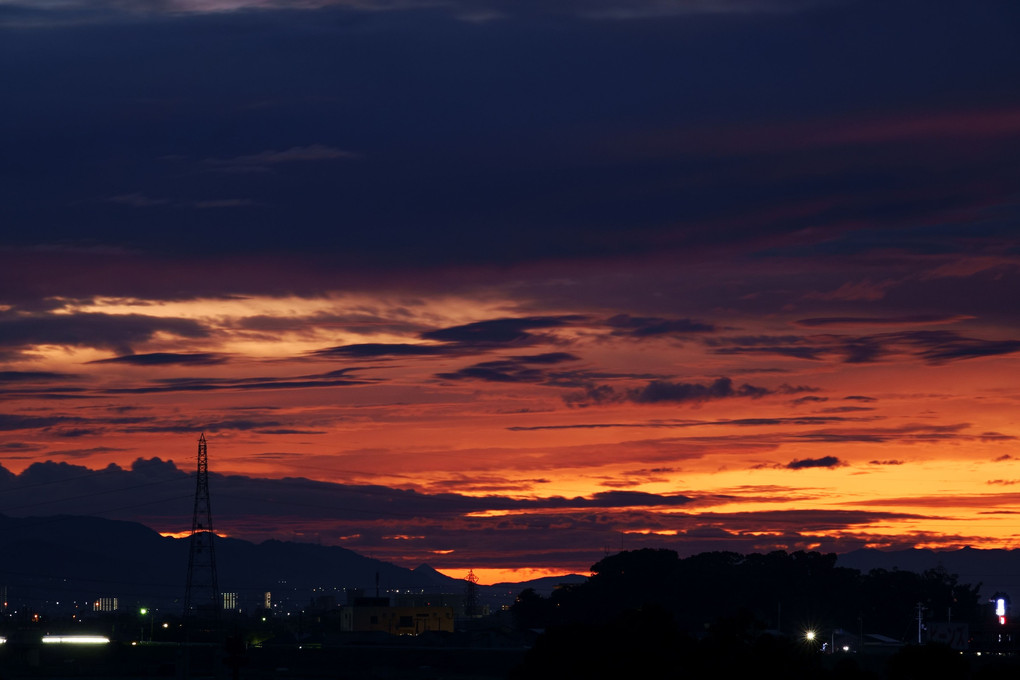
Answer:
[{"xmin": 509, "ymin": 549, "xmax": 1002, "ymax": 679}]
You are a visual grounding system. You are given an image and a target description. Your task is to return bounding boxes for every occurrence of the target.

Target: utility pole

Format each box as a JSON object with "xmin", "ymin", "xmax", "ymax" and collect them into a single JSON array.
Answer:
[{"xmin": 183, "ymin": 434, "xmax": 220, "ymax": 628}]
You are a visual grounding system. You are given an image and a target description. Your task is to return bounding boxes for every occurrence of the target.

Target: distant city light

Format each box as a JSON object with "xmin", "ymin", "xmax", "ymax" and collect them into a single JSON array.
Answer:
[
  {"xmin": 996, "ymin": 598, "xmax": 1006, "ymax": 617},
  {"xmin": 42, "ymin": 636, "xmax": 110, "ymax": 645},
  {"xmin": 0, "ymin": 637, "xmax": 6, "ymax": 645},
  {"xmin": 805, "ymin": 630, "xmax": 816, "ymax": 641}
]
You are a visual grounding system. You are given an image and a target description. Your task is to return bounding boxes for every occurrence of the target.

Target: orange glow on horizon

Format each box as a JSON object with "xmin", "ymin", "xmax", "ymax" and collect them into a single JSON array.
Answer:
[
  {"xmin": 158, "ymin": 530, "xmax": 230, "ymax": 539},
  {"xmin": 436, "ymin": 567, "xmax": 585, "ymax": 586}
]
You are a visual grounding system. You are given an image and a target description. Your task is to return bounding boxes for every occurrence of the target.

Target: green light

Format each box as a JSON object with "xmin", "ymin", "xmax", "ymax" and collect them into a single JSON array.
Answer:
[{"xmin": 140, "ymin": 608, "xmax": 148, "ymax": 615}]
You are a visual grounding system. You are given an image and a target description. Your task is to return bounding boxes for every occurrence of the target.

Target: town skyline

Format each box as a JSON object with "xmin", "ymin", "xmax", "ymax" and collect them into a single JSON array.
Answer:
[{"xmin": 2, "ymin": 0, "xmax": 1020, "ymax": 584}]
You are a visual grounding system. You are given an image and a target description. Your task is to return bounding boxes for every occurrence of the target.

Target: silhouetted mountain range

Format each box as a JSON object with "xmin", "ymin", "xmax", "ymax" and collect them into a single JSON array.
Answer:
[
  {"xmin": 5, "ymin": 512, "xmax": 1015, "ymax": 620},
  {"xmin": 0, "ymin": 514, "xmax": 581, "ymax": 614}
]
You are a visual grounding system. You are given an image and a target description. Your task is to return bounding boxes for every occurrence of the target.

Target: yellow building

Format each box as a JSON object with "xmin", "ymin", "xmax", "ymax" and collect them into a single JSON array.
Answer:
[{"xmin": 340, "ymin": 604, "xmax": 454, "ymax": 635}]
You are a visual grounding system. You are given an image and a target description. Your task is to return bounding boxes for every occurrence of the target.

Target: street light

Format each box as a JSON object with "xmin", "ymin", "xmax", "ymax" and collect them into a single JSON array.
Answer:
[{"xmin": 139, "ymin": 608, "xmax": 152, "ymax": 642}]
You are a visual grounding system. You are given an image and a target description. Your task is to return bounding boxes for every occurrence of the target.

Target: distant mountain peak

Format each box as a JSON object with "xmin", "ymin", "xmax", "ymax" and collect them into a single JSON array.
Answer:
[
  {"xmin": 412, "ymin": 564, "xmax": 461, "ymax": 586},
  {"xmin": 413, "ymin": 564, "xmax": 443, "ymax": 575}
]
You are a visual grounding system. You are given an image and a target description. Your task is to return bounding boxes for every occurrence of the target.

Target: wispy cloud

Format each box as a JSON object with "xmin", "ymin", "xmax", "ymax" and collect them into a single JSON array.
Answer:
[
  {"xmin": 785, "ymin": 455, "xmax": 843, "ymax": 470},
  {"xmin": 205, "ymin": 145, "xmax": 360, "ymax": 172},
  {"xmin": 708, "ymin": 331, "xmax": 1020, "ymax": 365},
  {"xmin": 89, "ymin": 352, "xmax": 228, "ymax": 366},
  {"xmin": 0, "ymin": 0, "xmax": 834, "ymax": 27},
  {"xmin": 563, "ymin": 377, "xmax": 814, "ymax": 408}
]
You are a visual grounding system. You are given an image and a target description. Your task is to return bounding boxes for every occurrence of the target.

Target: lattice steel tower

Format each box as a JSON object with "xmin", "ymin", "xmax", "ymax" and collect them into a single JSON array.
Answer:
[{"xmin": 183, "ymin": 433, "xmax": 220, "ymax": 623}]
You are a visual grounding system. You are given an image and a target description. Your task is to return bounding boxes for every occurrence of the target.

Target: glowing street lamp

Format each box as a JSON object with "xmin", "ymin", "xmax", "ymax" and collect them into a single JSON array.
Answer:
[{"xmin": 139, "ymin": 608, "xmax": 153, "ymax": 642}]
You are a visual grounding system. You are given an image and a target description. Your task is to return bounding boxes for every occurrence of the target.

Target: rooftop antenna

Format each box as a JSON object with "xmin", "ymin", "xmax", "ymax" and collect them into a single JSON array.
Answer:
[{"xmin": 183, "ymin": 433, "xmax": 220, "ymax": 626}]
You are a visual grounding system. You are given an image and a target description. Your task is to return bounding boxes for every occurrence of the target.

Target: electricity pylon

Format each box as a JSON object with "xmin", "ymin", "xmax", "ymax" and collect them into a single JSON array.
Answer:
[{"xmin": 183, "ymin": 433, "xmax": 219, "ymax": 625}]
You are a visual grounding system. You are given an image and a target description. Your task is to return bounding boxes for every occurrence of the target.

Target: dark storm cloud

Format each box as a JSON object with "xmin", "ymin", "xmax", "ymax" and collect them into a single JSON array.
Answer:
[
  {"xmin": 785, "ymin": 455, "xmax": 843, "ymax": 470},
  {"xmin": 89, "ymin": 352, "xmax": 228, "ymax": 366},
  {"xmin": 0, "ymin": 312, "xmax": 209, "ymax": 355}
]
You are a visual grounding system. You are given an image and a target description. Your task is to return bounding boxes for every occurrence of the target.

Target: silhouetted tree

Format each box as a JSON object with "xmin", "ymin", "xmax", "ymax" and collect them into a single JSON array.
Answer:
[
  {"xmin": 509, "ymin": 546, "xmax": 985, "ymax": 674},
  {"xmin": 511, "ymin": 588, "xmax": 554, "ymax": 630}
]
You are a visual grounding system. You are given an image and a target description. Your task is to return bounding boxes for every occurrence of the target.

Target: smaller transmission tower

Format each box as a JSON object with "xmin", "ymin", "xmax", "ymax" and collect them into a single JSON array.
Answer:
[
  {"xmin": 183, "ymin": 433, "xmax": 220, "ymax": 625},
  {"xmin": 464, "ymin": 570, "xmax": 480, "ymax": 618}
]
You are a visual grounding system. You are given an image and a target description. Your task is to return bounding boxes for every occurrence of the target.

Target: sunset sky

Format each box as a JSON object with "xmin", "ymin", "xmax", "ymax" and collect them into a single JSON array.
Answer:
[{"xmin": 2, "ymin": 0, "xmax": 1020, "ymax": 584}]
